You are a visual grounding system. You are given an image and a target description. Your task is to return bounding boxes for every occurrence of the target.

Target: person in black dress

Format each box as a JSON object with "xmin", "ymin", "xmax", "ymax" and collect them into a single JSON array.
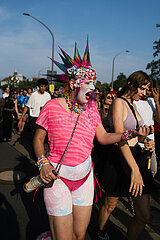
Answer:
[{"xmin": 98, "ymin": 71, "xmax": 155, "ymax": 240}]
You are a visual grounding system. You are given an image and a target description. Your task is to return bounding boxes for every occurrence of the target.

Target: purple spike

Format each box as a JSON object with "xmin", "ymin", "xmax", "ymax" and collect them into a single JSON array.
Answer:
[{"xmin": 47, "ymin": 73, "xmax": 68, "ymax": 83}]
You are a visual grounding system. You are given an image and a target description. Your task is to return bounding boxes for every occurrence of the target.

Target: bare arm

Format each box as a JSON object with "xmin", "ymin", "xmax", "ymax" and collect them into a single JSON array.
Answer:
[
  {"xmin": 33, "ymin": 126, "xmax": 58, "ymax": 183},
  {"xmin": 95, "ymin": 124, "xmax": 122, "ymax": 145},
  {"xmin": 14, "ymin": 99, "xmax": 20, "ymax": 119}
]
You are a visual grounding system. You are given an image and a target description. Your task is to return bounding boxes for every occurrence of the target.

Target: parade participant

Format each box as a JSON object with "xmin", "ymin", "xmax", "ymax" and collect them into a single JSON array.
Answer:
[
  {"xmin": 15, "ymin": 89, "xmax": 29, "ymax": 134},
  {"xmin": 19, "ymin": 78, "xmax": 51, "ymax": 133},
  {"xmin": 3, "ymin": 90, "xmax": 15, "ymax": 141},
  {"xmin": 98, "ymin": 71, "xmax": 155, "ymax": 240},
  {"xmin": 33, "ymin": 41, "xmax": 152, "ymax": 240},
  {"xmin": 135, "ymin": 87, "xmax": 160, "ymax": 177}
]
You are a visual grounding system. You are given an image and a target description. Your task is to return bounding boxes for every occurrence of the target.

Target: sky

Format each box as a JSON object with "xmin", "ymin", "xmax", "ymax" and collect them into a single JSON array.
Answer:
[{"xmin": 0, "ymin": 0, "xmax": 160, "ymax": 84}]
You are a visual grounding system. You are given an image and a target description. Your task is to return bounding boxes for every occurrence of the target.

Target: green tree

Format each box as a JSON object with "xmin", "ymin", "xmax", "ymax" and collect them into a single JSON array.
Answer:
[
  {"xmin": 146, "ymin": 39, "xmax": 160, "ymax": 85},
  {"xmin": 112, "ymin": 72, "xmax": 127, "ymax": 91}
]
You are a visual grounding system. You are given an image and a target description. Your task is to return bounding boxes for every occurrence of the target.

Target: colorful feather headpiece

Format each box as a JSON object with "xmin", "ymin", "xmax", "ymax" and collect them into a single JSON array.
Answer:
[{"xmin": 49, "ymin": 37, "xmax": 96, "ymax": 88}]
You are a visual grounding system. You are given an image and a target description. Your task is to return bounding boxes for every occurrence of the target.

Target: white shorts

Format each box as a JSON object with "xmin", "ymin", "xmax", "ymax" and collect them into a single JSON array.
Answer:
[{"xmin": 44, "ymin": 157, "xmax": 94, "ymax": 216}]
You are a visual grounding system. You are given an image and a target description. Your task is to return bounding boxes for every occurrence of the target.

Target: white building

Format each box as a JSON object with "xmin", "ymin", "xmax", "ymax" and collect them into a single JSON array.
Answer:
[{"xmin": 0, "ymin": 70, "xmax": 26, "ymax": 86}]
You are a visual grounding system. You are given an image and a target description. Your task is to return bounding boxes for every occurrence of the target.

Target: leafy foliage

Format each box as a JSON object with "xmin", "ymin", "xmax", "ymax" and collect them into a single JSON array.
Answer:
[
  {"xmin": 146, "ymin": 39, "xmax": 160, "ymax": 87},
  {"xmin": 113, "ymin": 73, "xmax": 127, "ymax": 91}
]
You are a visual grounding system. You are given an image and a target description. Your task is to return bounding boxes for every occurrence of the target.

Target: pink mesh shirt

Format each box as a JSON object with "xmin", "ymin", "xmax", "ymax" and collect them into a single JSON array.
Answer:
[{"xmin": 36, "ymin": 98, "xmax": 102, "ymax": 166}]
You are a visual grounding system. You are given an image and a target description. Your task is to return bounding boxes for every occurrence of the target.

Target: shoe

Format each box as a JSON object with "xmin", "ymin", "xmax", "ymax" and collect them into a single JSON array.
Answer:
[
  {"xmin": 7, "ymin": 138, "xmax": 11, "ymax": 142},
  {"xmin": 97, "ymin": 230, "xmax": 110, "ymax": 240},
  {"xmin": 3, "ymin": 138, "xmax": 7, "ymax": 142}
]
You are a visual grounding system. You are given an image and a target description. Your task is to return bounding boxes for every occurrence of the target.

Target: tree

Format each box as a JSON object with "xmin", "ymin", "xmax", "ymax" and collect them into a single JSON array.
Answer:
[
  {"xmin": 146, "ymin": 39, "xmax": 160, "ymax": 85},
  {"xmin": 112, "ymin": 72, "xmax": 127, "ymax": 91}
]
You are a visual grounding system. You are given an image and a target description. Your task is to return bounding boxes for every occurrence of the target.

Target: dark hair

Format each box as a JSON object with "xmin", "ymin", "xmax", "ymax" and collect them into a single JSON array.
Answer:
[
  {"xmin": 120, "ymin": 71, "xmax": 153, "ymax": 96},
  {"xmin": 37, "ymin": 78, "xmax": 48, "ymax": 87},
  {"xmin": 127, "ymin": 71, "xmax": 152, "ymax": 89}
]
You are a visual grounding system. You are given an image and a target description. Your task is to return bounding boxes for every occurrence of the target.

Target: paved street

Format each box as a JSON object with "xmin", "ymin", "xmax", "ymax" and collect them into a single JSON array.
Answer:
[{"xmin": 0, "ymin": 129, "xmax": 160, "ymax": 240}]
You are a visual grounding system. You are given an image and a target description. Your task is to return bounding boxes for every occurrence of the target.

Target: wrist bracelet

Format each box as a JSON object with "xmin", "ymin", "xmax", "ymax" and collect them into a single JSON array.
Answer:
[
  {"xmin": 121, "ymin": 129, "xmax": 134, "ymax": 141},
  {"xmin": 37, "ymin": 155, "xmax": 49, "ymax": 171}
]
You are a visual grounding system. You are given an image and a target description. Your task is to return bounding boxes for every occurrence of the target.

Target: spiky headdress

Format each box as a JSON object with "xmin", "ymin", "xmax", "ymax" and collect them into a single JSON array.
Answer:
[{"xmin": 49, "ymin": 37, "xmax": 96, "ymax": 88}]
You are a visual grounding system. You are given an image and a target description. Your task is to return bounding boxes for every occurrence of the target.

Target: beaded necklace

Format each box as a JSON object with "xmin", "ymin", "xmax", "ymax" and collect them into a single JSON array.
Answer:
[{"xmin": 64, "ymin": 95, "xmax": 87, "ymax": 115}]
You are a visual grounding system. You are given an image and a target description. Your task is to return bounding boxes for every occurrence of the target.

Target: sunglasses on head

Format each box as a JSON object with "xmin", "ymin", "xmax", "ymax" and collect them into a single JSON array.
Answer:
[{"xmin": 106, "ymin": 96, "xmax": 114, "ymax": 100}]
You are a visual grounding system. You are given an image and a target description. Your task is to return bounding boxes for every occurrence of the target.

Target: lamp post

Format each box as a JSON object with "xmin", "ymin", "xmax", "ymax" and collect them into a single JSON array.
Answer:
[
  {"xmin": 23, "ymin": 13, "xmax": 54, "ymax": 75},
  {"xmin": 38, "ymin": 67, "xmax": 50, "ymax": 78},
  {"xmin": 111, "ymin": 50, "xmax": 129, "ymax": 89}
]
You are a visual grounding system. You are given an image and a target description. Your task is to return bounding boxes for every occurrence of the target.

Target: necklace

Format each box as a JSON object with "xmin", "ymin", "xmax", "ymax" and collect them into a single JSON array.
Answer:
[{"xmin": 64, "ymin": 95, "xmax": 87, "ymax": 115}]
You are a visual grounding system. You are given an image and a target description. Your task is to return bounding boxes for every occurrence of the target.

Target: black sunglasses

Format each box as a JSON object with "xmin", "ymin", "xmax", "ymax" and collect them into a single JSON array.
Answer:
[{"xmin": 106, "ymin": 96, "xmax": 114, "ymax": 100}]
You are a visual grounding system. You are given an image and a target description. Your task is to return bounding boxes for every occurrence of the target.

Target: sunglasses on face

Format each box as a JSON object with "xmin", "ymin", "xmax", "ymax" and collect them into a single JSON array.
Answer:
[{"xmin": 106, "ymin": 96, "xmax": 114, "ymax": 100}]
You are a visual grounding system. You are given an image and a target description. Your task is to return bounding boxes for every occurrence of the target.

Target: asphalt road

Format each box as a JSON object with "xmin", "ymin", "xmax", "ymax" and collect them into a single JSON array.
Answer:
[{"xmin": 0, "ymin": 130, "xmax": 160, "ymax": 240}]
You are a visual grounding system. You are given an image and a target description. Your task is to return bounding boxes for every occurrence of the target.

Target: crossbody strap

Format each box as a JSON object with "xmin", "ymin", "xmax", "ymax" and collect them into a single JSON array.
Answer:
[
  {"xmin": 120, "ymin": 97, "xmax": 139, "ymax": 129},
  {"xmin": 56, "ymin": 114, "xmax": 80, "ymax": 173}
]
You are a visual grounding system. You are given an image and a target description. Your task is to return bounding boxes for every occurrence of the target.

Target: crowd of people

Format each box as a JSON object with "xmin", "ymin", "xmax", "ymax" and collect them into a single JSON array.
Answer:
[{"xmin": 0, "ymin": 40, "xmax": 160, "ymax": 240}]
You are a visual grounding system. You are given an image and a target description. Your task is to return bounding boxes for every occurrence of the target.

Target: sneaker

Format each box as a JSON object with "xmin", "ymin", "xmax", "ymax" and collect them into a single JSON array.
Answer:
[
  {"xmin": 97, "ymin": 230, "xmax": 110, "ymax": 240},
  {"xmin": 7, "ymin": 138, "xmax": 11, "ymax": 142},
  {"xmin": 3, "ymin": 137, "xmax": 7, "ymax": 142}
]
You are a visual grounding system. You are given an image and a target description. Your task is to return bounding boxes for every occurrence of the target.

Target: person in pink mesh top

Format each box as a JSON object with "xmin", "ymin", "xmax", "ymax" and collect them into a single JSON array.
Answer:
[{"xmin": 33, "ymin": 39, "xmax": 152, "ymax": 240}]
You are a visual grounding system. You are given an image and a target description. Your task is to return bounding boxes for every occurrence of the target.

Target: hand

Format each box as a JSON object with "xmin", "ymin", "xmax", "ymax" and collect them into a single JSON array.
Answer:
[
  {"xmin": 144, "ymin": 138, "xmax": 155, "ymax": 151},
  {"xmin": 153, "ymin": 88, "xmax": 159, "ymax": 103},
  {"xmin": 18, "ymin": 115, "xmax": 21, "ymax": 120},
  {"xmin": 132, "ymin": 125, "xmax": 150, "ymax": 138},
  {"xmin": 40, "ymin": 164, "xmax": 59, "ymax": 184},
  {"xmin": 129, "ymin": 167, "xmax": 144, "ymax": 197}
]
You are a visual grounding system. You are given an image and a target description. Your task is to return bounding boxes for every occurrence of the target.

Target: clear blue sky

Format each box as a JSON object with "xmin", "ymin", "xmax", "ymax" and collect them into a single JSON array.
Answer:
[{"xmin": 0, "ymin": 0, "xmax": 160, "ymax": 83}]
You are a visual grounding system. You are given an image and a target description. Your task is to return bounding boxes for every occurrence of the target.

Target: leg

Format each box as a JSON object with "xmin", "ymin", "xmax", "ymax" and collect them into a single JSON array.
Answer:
[
  {"xmin": 72, "ymin": 168, "xmax": 94, "ymax": 240},
  {"xmin": 49, "ymin": 214, "xmax": 73, "ymax": 240},
  {"xmin": 127, "ymin": 194, "xmax": 150, "ymax": 240},
  {"xmin": 98, "ymin": 196, "xmax": 119, "ymax": 230},
  {"xmin": 44, "ymin": 179, "xmax": 73, "ymax": 240},
  {"xmin": 72, "ymin": 205, "xmax": 92, "ymax": 240}
]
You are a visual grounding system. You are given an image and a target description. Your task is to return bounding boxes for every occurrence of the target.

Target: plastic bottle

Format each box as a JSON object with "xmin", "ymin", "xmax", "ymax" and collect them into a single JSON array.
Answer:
[
  {"xmin": 23, "ymin": 175, "xmax": 44, "ymax": 193},
  {"xmin": 23, "ymin": 169, "xmax": 57, "ymax": 193}
]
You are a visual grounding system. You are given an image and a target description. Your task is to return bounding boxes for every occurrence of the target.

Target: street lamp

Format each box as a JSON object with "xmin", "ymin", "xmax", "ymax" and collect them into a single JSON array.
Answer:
[
  {"xmin": 23, "ymin": 13, "xmax": 54, "ymax": 74},
  {"xmin": 111, "ymin": 50, "xmax": 129, "ymax": 89},
  {"xmin": 38, "ymin": 67, "xmax": 50, "ymax": 78}
]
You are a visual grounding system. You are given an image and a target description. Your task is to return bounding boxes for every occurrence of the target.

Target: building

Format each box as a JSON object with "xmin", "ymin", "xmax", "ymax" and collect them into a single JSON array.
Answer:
[{"xmin": 0, "ymin": 70, "xmax": 27, "ymax": 86}]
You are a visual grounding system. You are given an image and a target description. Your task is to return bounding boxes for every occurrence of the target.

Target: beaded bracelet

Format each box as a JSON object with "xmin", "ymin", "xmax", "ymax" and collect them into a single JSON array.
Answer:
[
  {"xmin": 37, "ymin": 155, "xmax": 49, "ymax": 171},
  {"xmin": 121, "ymin": 129, "xmax": 134, "ymax": 141}
]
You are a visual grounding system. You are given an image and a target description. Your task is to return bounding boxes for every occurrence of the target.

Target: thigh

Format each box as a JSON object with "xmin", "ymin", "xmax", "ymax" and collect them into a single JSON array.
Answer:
[
  {"xmin": 104, "ymin": 196, "xmax": 119, "ymax": 209},
  {"xmin": 132, "ymin": 194, "xmax": 150, "ymax": 220},
  {"xmin": 44, "ymin": 178, "xmax": 72, "ymax": 216},
  {"xmin": 49, "ymin": 214, "xmax": 73, "ymax": 240},
  {"xmin": 72, "ymin": 168, "xmax": 94, "ymax": 207},
  {"xmin": 72, "ymin": 205, "xmax": 92, "ymax": 240}
]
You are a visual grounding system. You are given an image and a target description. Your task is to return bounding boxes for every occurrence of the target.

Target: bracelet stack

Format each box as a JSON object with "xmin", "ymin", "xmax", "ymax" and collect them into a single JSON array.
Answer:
[
  {"xmin": 121, "ymin": 129, "xmax": 134, "ymax": 141},
  {"xmin": 37, "ymin": 155, "xmax": 49, "ymax": 171}
]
